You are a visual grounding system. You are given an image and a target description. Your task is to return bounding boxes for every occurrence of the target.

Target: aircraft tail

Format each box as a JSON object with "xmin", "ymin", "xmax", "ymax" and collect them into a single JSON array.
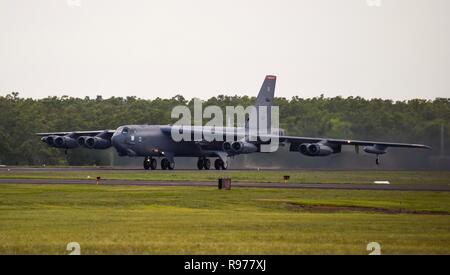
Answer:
[
  {"xmin": 255, "ymin": 75, "xmax": 276, "ymax": 108},
  {"xmin": 246, "ymin": 75, "xmax": 277, "ymax": 131}
]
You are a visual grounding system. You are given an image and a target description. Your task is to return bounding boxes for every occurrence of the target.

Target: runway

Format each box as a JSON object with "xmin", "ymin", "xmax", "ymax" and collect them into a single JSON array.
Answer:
[
  {"xmin": 0, "ymin": 178, "xmax": 449, "ymax": 192},
  {"xmin": 0, "ymin": 166, "xmax": 436, "ymax": 172}
]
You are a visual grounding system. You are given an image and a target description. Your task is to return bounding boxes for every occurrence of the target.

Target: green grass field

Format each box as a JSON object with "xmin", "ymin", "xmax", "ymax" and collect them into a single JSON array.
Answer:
[
  {"xmin": 1, "ymin": 169, "xmax": 450, "ymax": 185},
  {"xmin": 1, "ymin": 182, "xmax": 449, "ymax": 254}
]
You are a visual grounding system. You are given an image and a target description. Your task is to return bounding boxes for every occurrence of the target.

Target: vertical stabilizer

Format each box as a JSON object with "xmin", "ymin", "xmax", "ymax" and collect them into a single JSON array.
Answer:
[
  {"xmin": 246, "ymin": 75, "xmax": 277, "ymax": 132},
  {"xmin": 256, "ymin": 75, "xmax": 276, "ymax": 108}
]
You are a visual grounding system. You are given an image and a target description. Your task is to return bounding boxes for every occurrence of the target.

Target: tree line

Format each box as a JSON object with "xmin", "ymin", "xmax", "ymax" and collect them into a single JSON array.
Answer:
[{"xmin": 0, "ymin": 92, "xmax": 448, "ymax": 167}]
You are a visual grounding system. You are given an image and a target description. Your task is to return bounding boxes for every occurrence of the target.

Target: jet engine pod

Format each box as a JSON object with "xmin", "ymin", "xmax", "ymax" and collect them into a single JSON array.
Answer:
[
  {"xmin": 77, "ymin": 136, "xmax": 89, "ymax": 146},
  {"xmin": 231, "ymin": 141, "xmax": 258, "ymax": 154},
  {"xmin": 85, "ymin": 137, "xmax": 112, "ymax": 149},
  {"xmin": 222, "ymin": 141, "xmax": 232, "ymax": 152},
  {"xmin": 53, "ymin": 136, "xmax": 79, "ymax": 149},
  {"xmin": 299, "ymin": 143, "xmax": 333, "ymax": 156},
  {"xmin": 41, "ymin": 135, "xmax": 58, "ymax": 146},
  {"xmin": 363, "ymin": 145, "xmax": 387, "ymax": 155}
]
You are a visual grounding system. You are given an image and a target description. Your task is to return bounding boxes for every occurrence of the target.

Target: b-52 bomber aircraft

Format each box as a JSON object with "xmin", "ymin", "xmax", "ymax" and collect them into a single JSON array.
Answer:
[{"xmin": 38, "ymin": 76, "xmax": 430, "ymax": 170}]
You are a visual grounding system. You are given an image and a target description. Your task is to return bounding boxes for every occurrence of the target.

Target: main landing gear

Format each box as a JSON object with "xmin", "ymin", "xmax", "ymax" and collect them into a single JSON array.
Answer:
[
  {"xmin": 143, "ymin": 156, "xmax": 226, "ymax": 170},
  {"xmin": 197, "ymin": 157, "xmax": 210, "ymax": 170},
  {"xmin": 143, "ymin": 156, "xmax": 157, "ymax": 170},
  {"xmin": 143, "ymin": 157, "xmax": 175, "ymax": 170},
  {"xmin": 197, "ymin": 157, "xmax": 228, "ymax": 170},
  {"xmin": 214, "ymin": 158, "xmax": 228, "ymax": 170},
  {"xmin": 161, "ymin": 158, "xmax": 175, "ymax": 170}
]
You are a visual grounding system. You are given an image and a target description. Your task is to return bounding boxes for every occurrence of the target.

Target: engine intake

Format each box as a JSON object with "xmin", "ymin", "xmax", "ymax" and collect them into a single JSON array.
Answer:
[
  {"xmin": 53, "ymin": 136, "xmax": 78, "ymax": 149},
  {"xmin": 299, "ymin": 143, "xmax": 334, "ymax": 156},
  {"xmin": 41, "ymin": 135, "xmax": 58, "ymax": 146},
  {"xmin": 231, "ymin": 141, "xmax": 258, "ymax": 154},
  {"xmin": 85, "ymin": 137, "xmax": 111, "ymax": 149},
  {"xmin": 222, "ymin": 141, "xmax": 232, "ymax": 152},
  {"xmin": 77, "ymin": 136, "xmax": 88, "ymax": 146}
]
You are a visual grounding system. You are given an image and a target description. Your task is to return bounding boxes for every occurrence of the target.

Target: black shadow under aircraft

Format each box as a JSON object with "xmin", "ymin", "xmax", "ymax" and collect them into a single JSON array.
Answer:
[{"xmin": 37, "ymin": 76, "xmax": 431, "ymax": 170}]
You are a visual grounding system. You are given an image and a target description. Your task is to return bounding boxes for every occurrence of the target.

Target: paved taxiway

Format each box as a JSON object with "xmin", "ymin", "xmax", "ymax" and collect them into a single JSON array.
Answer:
[{"xmin": 1, "ymin": 166, "xmax": 449, "ymax": 192}]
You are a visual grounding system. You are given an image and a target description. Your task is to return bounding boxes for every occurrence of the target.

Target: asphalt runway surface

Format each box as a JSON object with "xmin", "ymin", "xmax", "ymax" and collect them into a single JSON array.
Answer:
[
  {"xmin": 0, "ymin": 178, "xmax": 449, "ymax": 192},
  {"xmin": 0, "ymin": 166, "xmax": 431, "ymax": 172}
]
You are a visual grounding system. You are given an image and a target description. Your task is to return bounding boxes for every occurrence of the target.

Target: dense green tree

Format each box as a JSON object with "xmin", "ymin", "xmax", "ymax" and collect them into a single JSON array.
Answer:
[{"xmin": 0, "ymin": 93, "xmax": 448, "ymax": 167}]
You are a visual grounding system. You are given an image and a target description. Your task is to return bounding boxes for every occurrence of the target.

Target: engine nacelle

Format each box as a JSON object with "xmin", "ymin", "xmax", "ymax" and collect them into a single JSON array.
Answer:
[
  {"xmin": 299, "ymin": 143, "xmax": 333, "ymax": 156},
  {"xmin": 77, "ymin": 136, "xmax": 89, "ymax": 147},
  {"xmin": 363, "ymin": 145, "xmax": 387, "ymax": 155},
  {"xmin": 85, "ymin": 137, "xmax": 112, "ymax": 149},
  {"xmin": 231, "ymin": 141, "xmax": 258, "ymax": 154},
  {"xmin": 222, "ymin": 141, "xmax": 232, "ymax": 152},
  {"xmin": 41, "ymin": 135, "xmax": 58, "ymax": 146},
  {"xmin": 53, "ymin": 136, "xmax": 79, "ymax": 149}
]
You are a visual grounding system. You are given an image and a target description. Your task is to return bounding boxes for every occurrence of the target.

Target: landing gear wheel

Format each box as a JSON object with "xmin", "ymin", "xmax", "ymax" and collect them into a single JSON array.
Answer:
[
  {"xmin": 161, "ymin": 158, "xmax": 169, "ymax": 170},
  {"xmin": 203, "ymin": 158, "xmax": 211, "ymax": 170},
  {"xmin": 143, "ymin": 157, "xmax": 151, "ymax": 170},
  {"xmin": 150, "ymin": 158, "xmax": 157, "ymax": 170},
  {"xmin": 221, "ymin": 160, "xmax": 228, "ymax": 170},
  {"xmin": 197, "ymin": 158, "xmax": 204, "ymax": 170},
  {"xmin": 214, "ymin": 159, "xmax": 222, "ymax": 170},
  {"xmin": 376, "ymin": 155, "xmax": 380, "ymax": 165}
]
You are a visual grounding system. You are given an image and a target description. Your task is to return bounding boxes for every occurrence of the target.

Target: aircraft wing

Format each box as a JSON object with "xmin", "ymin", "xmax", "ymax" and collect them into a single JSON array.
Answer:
[
  {"xmin": 36, "ymin": 130, "xmax": 115, "ymax": 137},
  {"xmin": 280, "ymin": 135, "xmax": 431, "ymax": 149},
  {"xmin": 37, "ymin": 130, "xmax": 116, "ymax": 150},
  {"xmin": 161, "ymin": 126, "xmax": 430, "ymax": 150}
]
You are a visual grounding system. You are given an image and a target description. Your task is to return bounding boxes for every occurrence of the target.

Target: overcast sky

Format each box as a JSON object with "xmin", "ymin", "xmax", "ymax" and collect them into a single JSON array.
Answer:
[{"xmin": 0, "ymin": 0, "xmax": 449, "ymax": 100}]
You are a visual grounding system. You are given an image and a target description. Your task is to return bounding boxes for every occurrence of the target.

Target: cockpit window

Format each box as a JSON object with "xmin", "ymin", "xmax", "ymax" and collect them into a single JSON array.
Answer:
[{"xmin": 122, "ymin": 127, "xmax": 129, "ymax": 134}]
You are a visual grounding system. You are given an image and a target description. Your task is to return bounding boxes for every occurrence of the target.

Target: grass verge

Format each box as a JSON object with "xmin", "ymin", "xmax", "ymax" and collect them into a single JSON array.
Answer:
[{"xmin": 0, "ymin": 183, "xmax": 449, "ymax": 254}]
